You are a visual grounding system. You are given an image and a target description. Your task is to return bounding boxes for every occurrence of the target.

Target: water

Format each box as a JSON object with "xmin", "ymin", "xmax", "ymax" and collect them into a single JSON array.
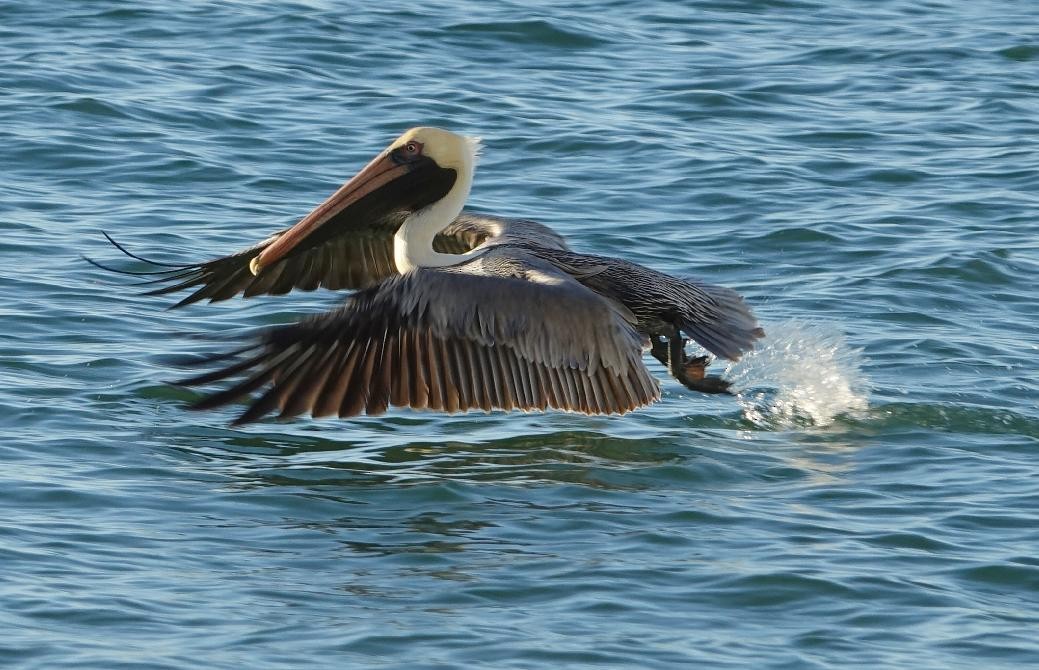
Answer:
[{"xmin": 2, "ymin": 1, "xmax": 1038, "ymax": 667}]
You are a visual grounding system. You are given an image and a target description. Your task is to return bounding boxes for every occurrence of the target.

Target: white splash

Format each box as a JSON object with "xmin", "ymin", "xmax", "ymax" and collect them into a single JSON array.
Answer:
[{"xmin": 724, "ymin": 319, "xmax": 870, "ymax": 429}]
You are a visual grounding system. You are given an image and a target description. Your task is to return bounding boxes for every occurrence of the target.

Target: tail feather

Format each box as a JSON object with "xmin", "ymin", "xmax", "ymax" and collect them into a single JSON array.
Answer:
[{"xmin": 679, "ymin": 282, "xmax": 764, "ymax": 361}]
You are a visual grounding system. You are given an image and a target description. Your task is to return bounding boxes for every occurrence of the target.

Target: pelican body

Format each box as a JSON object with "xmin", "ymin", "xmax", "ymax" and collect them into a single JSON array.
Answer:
[{"xmin": 96, "ymin": 127, "xmax": 763, "ymax": 423}]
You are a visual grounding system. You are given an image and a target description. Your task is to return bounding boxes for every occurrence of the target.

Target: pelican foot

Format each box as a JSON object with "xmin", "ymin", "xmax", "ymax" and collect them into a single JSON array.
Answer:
[
  {"xmin": 654, "ymin": 334, "xmax": 733, "ymax": 395},
  {"xmin": 674, "ymin": 354, "xmax": 732, "ymax": 394},
  {"xmin": 682, "ymin": 355, "xmax": 710, "ymax": 381}
]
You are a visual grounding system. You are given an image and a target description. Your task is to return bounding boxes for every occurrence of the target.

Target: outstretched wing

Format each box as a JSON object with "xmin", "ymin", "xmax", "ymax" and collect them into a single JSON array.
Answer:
[
  {"xmin": 89, "ymin": 213, "xmax": 570, "ymax": 308},
  {"xmin": 140, "ymin": 226, "xmax": 400, "ymax": 307},
  {"xmin": 177, "ymin": 250, "xmax": 659, "ymax": 424}
]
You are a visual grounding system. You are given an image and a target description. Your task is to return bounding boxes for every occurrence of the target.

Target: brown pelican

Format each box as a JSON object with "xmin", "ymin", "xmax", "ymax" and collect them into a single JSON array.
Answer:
[{"xmin": 96, "ymin": 127, "xmax": 764, "ymax": 424}]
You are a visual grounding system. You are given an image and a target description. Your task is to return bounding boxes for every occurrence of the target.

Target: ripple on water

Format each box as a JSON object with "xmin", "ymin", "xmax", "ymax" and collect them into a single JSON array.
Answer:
[
  {"xmin": 3, "ymin": 0, "xmax": 1039, "ymax": 668},
  {"xmin": 997, "ymin": 44, "xmax": 1039, "ymax": 62},
  {"xmin": 442, "ymin": 19, "xmax": 609, "ymax": 48}
]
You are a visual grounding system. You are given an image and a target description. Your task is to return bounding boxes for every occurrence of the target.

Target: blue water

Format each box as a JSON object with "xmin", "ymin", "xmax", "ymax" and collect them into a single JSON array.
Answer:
[{"xmin": 3, "ymin": 1, "xmax": 1038, "ymax": 667}]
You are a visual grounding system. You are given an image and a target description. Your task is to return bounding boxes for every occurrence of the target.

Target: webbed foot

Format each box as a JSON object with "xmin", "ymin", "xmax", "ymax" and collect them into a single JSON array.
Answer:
[{"xmin": 659, "ymin": 335, "xmax": 733, "ymax": 395}]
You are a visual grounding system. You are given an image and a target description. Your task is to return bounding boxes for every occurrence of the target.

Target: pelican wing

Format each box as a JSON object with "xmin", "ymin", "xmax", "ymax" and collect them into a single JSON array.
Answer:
[
  {"xmin": 93, "ymin": 213, "xmax": 568, "ymax": 308},
  {"xmin": 139, "ymin": 223, "xmax": 402, "ymax": 308},
  {"xmin": 178, "ymin": 251, "xmax": 659, "ymax": 424}
]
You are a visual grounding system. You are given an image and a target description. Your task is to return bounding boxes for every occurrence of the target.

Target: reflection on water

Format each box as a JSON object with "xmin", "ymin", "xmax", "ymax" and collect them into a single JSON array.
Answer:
[
  {"xmin": 157, "ymin": 372, "xmax": 883, "ymax": 497},
  {"xmin": 168, "ymin": 427, "xmax": 694, "ymax": 489},
  {"xmin": 5, "ymin": 0, "xmax": 1039, "ymax": 664},
  {"xmin": 728, "ymin": 319, "xmax": 870, "ymax": 429}
]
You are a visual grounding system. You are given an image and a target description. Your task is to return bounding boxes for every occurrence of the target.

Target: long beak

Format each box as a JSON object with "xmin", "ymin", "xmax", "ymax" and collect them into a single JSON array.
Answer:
[{"xmin": 249, "ymin": 149, "xmax": 407, "ymax": 275}]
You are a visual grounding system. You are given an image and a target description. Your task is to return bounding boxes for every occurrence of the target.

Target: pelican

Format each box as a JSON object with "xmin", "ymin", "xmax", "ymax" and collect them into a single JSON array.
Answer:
[{"xmin": 96, "ymin": 127, "xmax": 764, "ymax": 424}]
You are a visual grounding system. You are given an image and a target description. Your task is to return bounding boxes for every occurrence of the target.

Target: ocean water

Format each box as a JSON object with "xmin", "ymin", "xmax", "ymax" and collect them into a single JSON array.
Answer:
[{"xmin": 2, "ymin": 0, "xmax": 1038, "ymax": 667}]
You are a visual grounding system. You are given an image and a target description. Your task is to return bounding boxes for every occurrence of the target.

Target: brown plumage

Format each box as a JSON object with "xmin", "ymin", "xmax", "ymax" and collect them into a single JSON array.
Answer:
[
  {"xmin": 178, "ymin": 250, "xmax": 660, "ymax": 423},
  {"xmin": 90, "ymin": 127, "xmax": 762, "ymax": 424}
]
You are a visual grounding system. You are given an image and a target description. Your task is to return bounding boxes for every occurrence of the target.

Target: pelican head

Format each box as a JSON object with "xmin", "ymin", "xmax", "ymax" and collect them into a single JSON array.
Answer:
[{"xmin": 249, "ymin": 127, "xmax": 479, "ymax": 276}]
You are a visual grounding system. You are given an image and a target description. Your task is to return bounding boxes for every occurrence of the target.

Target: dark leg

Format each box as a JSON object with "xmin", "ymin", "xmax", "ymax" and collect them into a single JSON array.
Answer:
[
  {"xmin": 664, "ymin": 332, "xmax": 732, "ymax": 395},
  {"xmin": 650, "ymin": 336, "xmax": 670, "ymax": 369}
]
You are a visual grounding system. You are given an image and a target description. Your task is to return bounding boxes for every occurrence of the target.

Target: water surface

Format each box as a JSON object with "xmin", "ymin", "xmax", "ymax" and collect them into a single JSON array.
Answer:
[{"xmin": 2, "ymin": 1, "xmax": 1038, "ymax": 668}]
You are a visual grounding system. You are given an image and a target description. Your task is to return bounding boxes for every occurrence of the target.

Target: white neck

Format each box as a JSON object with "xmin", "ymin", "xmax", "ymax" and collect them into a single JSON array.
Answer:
[{"xmin": 393, "ymin": 139, "xmax": 482, "ymax": 273}]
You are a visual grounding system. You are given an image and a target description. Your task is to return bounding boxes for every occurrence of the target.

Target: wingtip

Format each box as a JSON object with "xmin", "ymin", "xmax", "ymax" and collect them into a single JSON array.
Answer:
[
  {"xmin": 99, "ymin": 230, "xmax": 187, "ymax": 268},
  {"xmin": 82, "ymin": 254, "xmax": 104, "ymax": 270}
]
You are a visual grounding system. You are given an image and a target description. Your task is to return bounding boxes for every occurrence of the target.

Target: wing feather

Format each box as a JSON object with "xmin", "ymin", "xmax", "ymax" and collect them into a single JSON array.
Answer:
[
  {"xmin": 93, "ymin": 213, "xmax": 568, "ymax": 308},
  {"xmin": 178, "ymin": 250, "xmax": 659, "ymax": 422},
  {"xmin": 451, "ymin": 338, "xmax": 474, "ymax": 410},
  {"xmin": 339, "ymin": 336, "xmax": 373, "ymax": 418},
  {"xmin": 312, "ymin": 341, "xmax": 356, "ymax": 418},
  {"xmin": 282, "ymin": 343, "xmax": 340, "ymax": 418}
]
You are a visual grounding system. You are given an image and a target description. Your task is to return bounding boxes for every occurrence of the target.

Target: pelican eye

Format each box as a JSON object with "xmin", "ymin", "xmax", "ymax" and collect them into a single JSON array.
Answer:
[{"xmin": 391, "ymin": 140, "xmax": 424, "ymax": 165}]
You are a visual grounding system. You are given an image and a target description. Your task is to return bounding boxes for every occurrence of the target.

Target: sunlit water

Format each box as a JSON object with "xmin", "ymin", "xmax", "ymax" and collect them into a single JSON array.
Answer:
[
  {"xmin": 2, "ymin": 1, "xmax": 1038, "ymax": 668},
  {"xmin": 731, "ymin": 320, "xmax": 870, "ymax": 429}
]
